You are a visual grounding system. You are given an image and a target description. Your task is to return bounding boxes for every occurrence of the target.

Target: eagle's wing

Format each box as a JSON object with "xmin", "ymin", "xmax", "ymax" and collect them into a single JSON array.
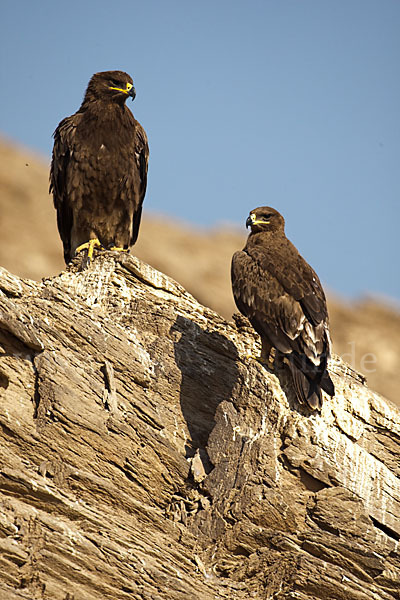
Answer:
[
  {"xmin": 257, "ymin": 240, "xmax": 328, "ymax": 327},
  {"xmin": 50, "ymin": 114, "xmax": 82, "ymax": 262},
  {"xmin": 231, "ymin": 246, "xmax": 330, "ymax": 367},
  {"xmin": 129, "ymin": 121, "xmax": 149, "ymax": 246}
]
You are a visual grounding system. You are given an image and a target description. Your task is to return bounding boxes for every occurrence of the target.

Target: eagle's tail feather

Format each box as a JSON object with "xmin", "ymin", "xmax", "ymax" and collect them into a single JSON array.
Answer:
[
  {"xmin": 287, "ymin": 361, "xmax": 323, "ymax": 411},
  {"xmin": 320, "ymin": 369, "xmax": 335, "ymax": 397}
]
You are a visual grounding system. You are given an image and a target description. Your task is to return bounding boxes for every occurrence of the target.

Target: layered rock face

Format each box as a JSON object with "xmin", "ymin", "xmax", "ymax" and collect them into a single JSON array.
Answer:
[
  {"xmin": 0, "ymin": 254, "xmax": 399, "ymax": 599},
  {"xmin": 1, "ymin": 136, "xmax": 400, "ymax": 409}
]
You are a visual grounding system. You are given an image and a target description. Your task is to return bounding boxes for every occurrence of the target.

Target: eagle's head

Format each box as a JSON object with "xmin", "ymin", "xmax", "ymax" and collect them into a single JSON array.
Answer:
[
  {"xmin": 246, "ymin": 206, "xmax": 285, "ymax": 234},
  {"xmin": 84, "ymin": 70, "xmax": 136, "ymax": 104}
]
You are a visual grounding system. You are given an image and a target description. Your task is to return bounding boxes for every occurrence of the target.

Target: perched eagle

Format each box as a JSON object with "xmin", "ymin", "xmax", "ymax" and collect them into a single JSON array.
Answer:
[
  {"xmin": 231, "ymin": 207, "xmax": 335, "ymax": 410},
  {"xmin": 50, "ymin": 70, "xmax": 149, "ymax": 264}
]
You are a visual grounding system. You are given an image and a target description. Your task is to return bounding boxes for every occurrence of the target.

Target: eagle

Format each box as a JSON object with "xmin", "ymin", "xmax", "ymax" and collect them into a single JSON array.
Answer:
[
  {"xmin": 231, "ymin": 207, "xmax": 335, "ymax": 410},
  {"xmin": 50, "ymin": 70, "xmax": 149, "ymax": 264}
]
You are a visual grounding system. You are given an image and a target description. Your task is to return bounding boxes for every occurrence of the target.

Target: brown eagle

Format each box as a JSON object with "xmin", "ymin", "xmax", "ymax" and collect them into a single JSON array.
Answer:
[
  {"xmin": 50, "ymin": 70, "xmax": 149, "ymax": 264},
  {"xmin": 231, "ymin": 207, "xmax": 335, "ymax": 410}
]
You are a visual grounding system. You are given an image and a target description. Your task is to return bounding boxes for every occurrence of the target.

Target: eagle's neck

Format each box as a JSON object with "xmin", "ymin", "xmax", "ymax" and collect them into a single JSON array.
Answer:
[
  {"xmin": 80, "ymin": 97, "xmax": 129, "ymax": 117},
  {"xmin": 247, "ymin": 229, "xmax": 285, "ymax": 248}
]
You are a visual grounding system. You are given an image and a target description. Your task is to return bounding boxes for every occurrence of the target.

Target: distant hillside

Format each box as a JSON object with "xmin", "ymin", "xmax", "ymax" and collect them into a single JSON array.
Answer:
[{"xmin": 0, "ymin": 135, "xmax": 399, "ymax": 406}]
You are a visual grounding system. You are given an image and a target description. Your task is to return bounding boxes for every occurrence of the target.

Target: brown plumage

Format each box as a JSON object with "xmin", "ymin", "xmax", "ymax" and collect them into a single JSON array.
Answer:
[
  {"xmin": 231, "ymin": 207, "xmax": 335, "ymax": 410},
  {"xmin": 50, "ymin": 70, "xmax": 149, "ymax": 264}
]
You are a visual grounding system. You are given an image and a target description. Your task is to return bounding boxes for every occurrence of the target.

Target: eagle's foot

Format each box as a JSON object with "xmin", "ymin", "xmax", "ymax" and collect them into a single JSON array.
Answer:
[
  {"xmin": 76, "ymin": 238, "xmax": 102, "ymax": 265},
  {"xmin": 242, "ymin": 349, "xmax": 258, "ymax": 363},
  {"xmin": 109, "ymin": 246, "xmax": 129, "ymax": 253}
]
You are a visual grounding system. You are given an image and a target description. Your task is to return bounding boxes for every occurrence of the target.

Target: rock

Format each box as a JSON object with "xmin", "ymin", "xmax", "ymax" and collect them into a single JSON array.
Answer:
[{"xmin": 0, "ymin": 254, "xmax": 399, "ymax": 599}]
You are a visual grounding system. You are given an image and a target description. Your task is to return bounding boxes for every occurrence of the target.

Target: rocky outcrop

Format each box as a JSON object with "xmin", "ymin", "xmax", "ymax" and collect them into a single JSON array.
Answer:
[{"xmin": 0, "ymin": 254, "xmax": 399, "ymax": 599}]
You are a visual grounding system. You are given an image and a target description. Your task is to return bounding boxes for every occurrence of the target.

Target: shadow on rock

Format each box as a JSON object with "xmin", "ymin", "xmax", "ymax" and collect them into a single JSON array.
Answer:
[{"xmin": 171, "ymin": 315, "xmax": 240, "ymax": 464}]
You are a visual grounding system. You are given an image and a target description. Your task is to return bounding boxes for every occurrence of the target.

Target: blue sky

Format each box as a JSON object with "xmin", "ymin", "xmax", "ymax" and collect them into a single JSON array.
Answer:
[{"xmin": 1, "ymin": 0, "xmax": 399, "ymax": 301}]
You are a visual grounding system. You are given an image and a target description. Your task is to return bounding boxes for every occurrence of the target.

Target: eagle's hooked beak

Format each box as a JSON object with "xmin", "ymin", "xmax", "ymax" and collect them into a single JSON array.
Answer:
[
  {"xmin": 246, "ymin": 215, "xmax": 254, "ymax": 228},
  {"xmin": 109, "ymin": 82, "xmax": 136, "ymax": 100},
  {"xmin": 246, "ymin": 213, "xmax": 269, "ymax": 228},
  {"xmin": 127, "ymin": 84, "xmax": 136, "ymax": 101}
]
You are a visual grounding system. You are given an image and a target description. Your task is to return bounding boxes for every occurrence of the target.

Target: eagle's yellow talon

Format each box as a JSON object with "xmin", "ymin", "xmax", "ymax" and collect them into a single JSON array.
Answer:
[
  {"xmin": 109, "ymin": 246, "xmax": 129, "ymax": 253},
  {"xmin": 241, "ymin": 350, "xmax": 257, "ymax": 363},
  {"xmin": 76, "ymin": 238, "xmax": 102, "ymax": 261}
]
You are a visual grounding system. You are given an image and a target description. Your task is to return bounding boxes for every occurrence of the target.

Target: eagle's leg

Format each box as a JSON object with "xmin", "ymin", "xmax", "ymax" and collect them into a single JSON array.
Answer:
[
  {"xmin": 76, "ymin": 238, "xmax": 102, "ymax": 264},
  {"xmin": 258, "ymin": 339, "xmax": 275, "ymax": 367}
]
